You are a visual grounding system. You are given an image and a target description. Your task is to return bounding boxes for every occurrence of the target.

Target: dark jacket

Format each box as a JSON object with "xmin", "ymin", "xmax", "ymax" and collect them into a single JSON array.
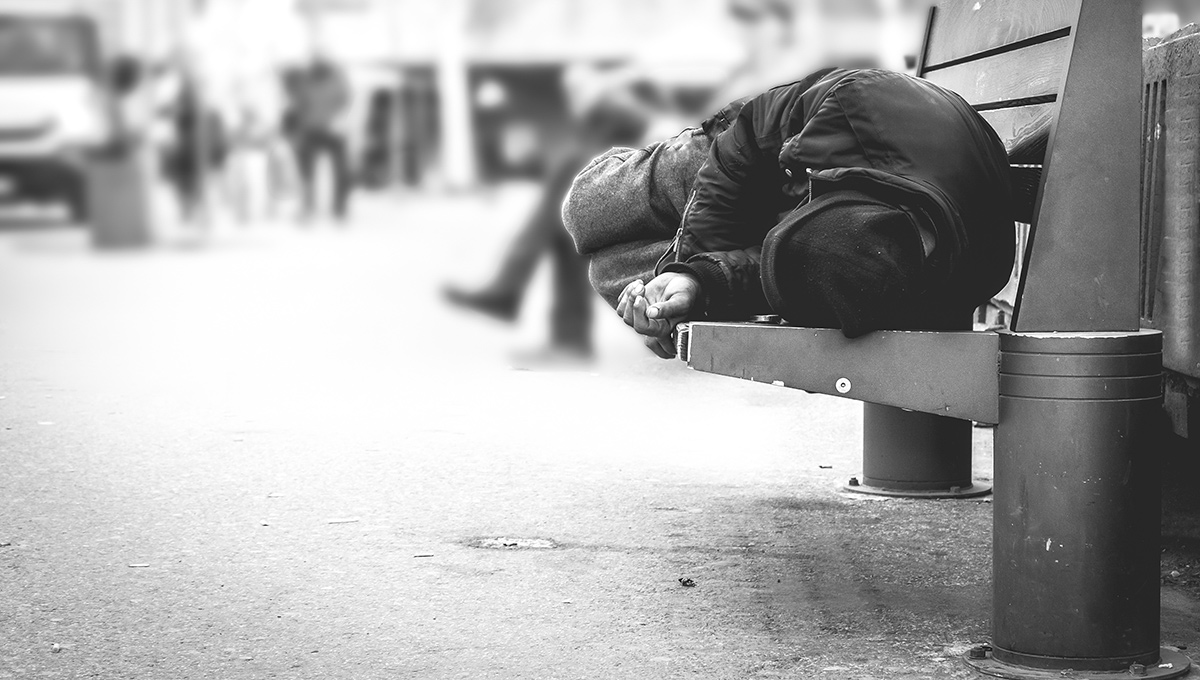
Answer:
[
  {"xmin": 661, "ymin": 68, "xmax": 1014, "ymax": 321},
  {"xmin": 290, "ymin": 61, "xmax": 351, "ymax": 134}
]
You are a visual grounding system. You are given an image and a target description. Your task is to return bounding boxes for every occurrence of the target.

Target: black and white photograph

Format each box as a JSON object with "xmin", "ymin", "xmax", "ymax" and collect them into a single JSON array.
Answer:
[{"xmin": 1, "ymin": 1, "xmax": 1198, "ymax": 678}]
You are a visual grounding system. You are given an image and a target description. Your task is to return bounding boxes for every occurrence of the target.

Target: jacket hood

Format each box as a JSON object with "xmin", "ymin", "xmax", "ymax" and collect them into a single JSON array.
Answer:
[{"xmin": 806, "ymin": 166, "xmax": 966, "ymax": 277}]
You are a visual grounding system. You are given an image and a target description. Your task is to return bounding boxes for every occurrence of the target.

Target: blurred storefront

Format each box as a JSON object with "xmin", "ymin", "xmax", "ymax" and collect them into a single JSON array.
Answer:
[
  {"xmin": 0, "ymin": 0, "xmax": 1189, "ymax": 201},
  {"xmin": 296, "ymin": 0, "xmax": 931, "ymax": 191}
]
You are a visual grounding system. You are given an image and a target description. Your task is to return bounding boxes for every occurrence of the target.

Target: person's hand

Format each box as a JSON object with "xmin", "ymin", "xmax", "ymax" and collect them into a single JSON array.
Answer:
[{"xmin": 615, "ymin": 272, "xmax": 701, "ymax": 358}]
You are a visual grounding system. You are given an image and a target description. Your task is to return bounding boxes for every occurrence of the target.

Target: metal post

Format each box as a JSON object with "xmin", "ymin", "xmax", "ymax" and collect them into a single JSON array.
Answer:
[
  {"xmin": 845, "ymin": 404, "xmax": 989, "ymax": 498},
  {"xmin": 966, "ymin": 329, "xmax": 1191, "ymax": 679},
  {"xmin": 845, "ymin": 315, "xmax": 991, "ymax": 499}
]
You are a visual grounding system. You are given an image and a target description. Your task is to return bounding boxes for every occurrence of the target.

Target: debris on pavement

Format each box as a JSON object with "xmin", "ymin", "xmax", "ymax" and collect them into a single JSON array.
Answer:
[
  {"xmin": 467, "ymin": 537, "xmax": 558, "ymax": 550},
  {"xmin": 50, "ymin": 644, "xmax": 61, "ymax": 653},
  {"xmin": 413, "ymin": 554, "xmax": 434, "ymax": 558},
  {"xmin": 127, "ymin": 563, "xmax": 150, "ymax": 568},
  {"xmin": 678, "ymin": 577, "xmax": 696, "ymax": 587},
  {"xmin": 327, "ymin": 518, "xmax": 360, "ymax": 524}
]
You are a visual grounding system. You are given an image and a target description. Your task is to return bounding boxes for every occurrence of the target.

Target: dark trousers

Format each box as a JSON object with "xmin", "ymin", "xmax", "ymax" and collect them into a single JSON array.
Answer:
[
  {"xmin": 295, "ymin": 129, "xmax": 351, "ymax": 219},
  {"xmin": 486, "ymin": 153, "xmax": 594, "ymax": 350}
]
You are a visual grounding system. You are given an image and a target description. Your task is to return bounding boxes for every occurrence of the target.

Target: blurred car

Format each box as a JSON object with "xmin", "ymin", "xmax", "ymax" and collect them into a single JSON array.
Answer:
[{"xmin": 0, "ymin": 5, "xmax": 110, "ymax": 221}]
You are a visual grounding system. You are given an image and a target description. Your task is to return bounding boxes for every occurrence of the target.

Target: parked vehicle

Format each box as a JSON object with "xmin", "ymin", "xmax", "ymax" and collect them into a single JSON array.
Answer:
[{"xmin": 0, "ymin": 3, "xmax": 110, "ymax": 221}]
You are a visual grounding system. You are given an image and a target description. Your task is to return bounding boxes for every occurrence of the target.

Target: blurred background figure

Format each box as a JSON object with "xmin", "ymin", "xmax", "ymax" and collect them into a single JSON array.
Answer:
[
  {"xmin": 443, "ymin": 66, "xmax": 651, "ymax": 364},
  {"xmin": 222, "ymin": 72, "xmax": 289, "ymax": 224},
  {"xmin": 710, "ymin": 0, "xmax": 807, "ymax": 105},
  {"xmin": 285, "ymin": 54, "xmax": 354, "ymax": 223},
  {"xmin": 159, "ymin": 57, "xmax": 227, "ymax": 226}
]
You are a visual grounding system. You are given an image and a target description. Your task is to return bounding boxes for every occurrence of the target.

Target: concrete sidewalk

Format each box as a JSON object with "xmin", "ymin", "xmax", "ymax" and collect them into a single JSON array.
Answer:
[{"xmin": 0, "ymin": 191, "xmax": 1196, "ymax": 679}]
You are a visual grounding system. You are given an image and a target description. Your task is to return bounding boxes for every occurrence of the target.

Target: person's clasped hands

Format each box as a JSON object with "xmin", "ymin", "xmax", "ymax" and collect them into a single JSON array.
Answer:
[{"xmin": 615, "ymin": 271, "xmax": 702, "ymax": 358}]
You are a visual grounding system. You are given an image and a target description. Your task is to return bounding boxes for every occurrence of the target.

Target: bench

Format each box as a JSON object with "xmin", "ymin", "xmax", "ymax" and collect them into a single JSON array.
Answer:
[{"xmin": 676, "ymin": 1, "xmax": 1191, "ymax": 677}]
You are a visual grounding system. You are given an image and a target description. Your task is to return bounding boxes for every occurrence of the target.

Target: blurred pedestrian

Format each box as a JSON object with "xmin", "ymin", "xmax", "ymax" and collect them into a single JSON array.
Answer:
[
  {"xmin": 712, "ymin": 0, "xmax": 807, "ymax": 105},
  {"xmin": 224, "ymin": 73, "xmax": 291, "ymax": 224},
  {"xmin": 443, "ymin": 72, "xmax": 651, "ymax": 363},
  {"xmin": 161, "ymin": 69, "xmax": 228, "ymax": 226},
  {"xmin": 286, "ymin": 56, "xmax": 353, "ymax": 222}
]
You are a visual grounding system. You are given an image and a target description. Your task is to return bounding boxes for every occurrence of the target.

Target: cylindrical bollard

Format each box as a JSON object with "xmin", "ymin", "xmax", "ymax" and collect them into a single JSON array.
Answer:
[
  {"xmin": 981, "ymin": 330, "xmax": 1186, "ymax": 676},
  {"xmin": 849, "ymin": 404, "xmax": 989, "ymax": 498},
  {"xmin": 845, "ymin": 314, "xmax": 990, "ymax": 500}
]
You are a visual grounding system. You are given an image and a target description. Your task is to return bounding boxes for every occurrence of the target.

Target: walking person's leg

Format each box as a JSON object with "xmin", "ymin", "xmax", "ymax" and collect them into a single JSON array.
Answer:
[
  {"xmin": 327, "ymin": 131, "xmax": 353, "ymax": 221},
  {"xmin": 548, "ymin": 222, "xmax": 594, "ymax": 357},
  {"xmin": 443, "ymin": 171, "xmax": 564, "ymax": 321},
  {"xmin": 293, "ymin": 132, "xmax": 318, "ymax": 221}
]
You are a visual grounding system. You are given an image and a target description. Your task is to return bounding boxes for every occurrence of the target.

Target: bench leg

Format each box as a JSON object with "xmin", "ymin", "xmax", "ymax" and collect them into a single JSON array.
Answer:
[
  {"xmin": 966, "ymin": 330, "xmax": 1192, "ymax": 679},
  {"xmin": 843, "ymin": 403, "xmax": 991, "ymax": 498}
]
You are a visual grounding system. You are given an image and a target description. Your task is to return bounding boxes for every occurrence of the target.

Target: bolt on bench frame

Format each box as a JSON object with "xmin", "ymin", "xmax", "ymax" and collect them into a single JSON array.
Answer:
[{"xmin": 676, "ymin": 1, "xmax": 1192, "ymax": 677}]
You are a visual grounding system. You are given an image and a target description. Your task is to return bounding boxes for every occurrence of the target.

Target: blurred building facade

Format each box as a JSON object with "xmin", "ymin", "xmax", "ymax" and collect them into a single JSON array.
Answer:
[
  {"xmin": 17, "ymin": 0, "xmax": 1187, "ymax": 195},
  {"xmin": 298, "ymin": 0, "xmax": 932, "ymax": 190},
  {"xmin": 1144, "ymin": 0, "xmax": 1200, "ymax": 38}
]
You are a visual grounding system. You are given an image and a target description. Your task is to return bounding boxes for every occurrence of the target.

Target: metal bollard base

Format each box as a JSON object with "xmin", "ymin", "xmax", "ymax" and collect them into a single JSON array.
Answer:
[
  {"xmin": 840, "ymin": 478, "xmax": 991, "ymax": 499},
  {"xmin": 853, "ymin": 403, "xmax": 991, "ymax": 499},
  {"xmin": 963, "ymin": 646, "xmax": 1191, "ymax": 679}
]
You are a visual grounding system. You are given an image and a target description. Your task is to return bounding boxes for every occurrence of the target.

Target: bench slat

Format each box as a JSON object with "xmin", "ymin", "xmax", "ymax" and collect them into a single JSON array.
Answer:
[
  {"xmin": 924, "ymin": 0, "xmax": 1080, "ymax": 68},
  {"xmin": 924, "ymin": 36, "xmax": 1070, "ymax": 109},
  {"xmin": 979, "ymin": 104, "xmax": 1053, "ymax": 163}
]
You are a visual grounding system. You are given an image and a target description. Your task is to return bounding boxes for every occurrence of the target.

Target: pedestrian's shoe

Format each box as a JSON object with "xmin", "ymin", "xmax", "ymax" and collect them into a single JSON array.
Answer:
[{"xmin": 442, "ymin": 285, "xmax": 519, "ymax": 322}]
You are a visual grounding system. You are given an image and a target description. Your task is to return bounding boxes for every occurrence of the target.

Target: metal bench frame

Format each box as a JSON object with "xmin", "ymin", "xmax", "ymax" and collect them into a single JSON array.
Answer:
[{"xmin": 677, "ymin": 2, "xmax": 1192, "ymax": 677}]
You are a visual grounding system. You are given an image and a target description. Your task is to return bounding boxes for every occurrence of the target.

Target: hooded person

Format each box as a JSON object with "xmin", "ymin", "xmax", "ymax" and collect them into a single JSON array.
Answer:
[{"xmin": 563, "ymin": 68, "xmax": 1015, "ymax": 357}]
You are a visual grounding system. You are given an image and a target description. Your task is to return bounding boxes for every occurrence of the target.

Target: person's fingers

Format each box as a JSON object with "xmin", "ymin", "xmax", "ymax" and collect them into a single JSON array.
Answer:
[
  {"xmin": 644, "ymin": 334, "xmax": 674, "ymax": 359},
  {"xmin": 631, "ymin": 295, "xmax": 652, "ymax": 334},
  {"xmin": 648, "ymin": 292, "xmax": 693, "ymax": 323},
  {"xmin": 651, "ymin": 334, "xmax": 678, "ymax": 359},
  {"xmin": 616, "ymin": 280, "xmax": 644, "ymax": 317},
  {"xmin": 657, "ymin": 334, "xmax": 678, "ymax": 358},
  {"xmin": 622, "ymin": 293, "xmax": 641, "ymax": 328},
  {"xmin": 615, "ymin": 280, "xmax": 635, "ymax": 315},
  {"xmin": 633, "ymin": 298, "xmax": 674, "ymax": 336}
]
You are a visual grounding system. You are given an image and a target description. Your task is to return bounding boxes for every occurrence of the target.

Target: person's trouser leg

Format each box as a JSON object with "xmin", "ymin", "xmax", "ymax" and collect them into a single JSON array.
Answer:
[
  {"xmin": 549, "ymin": 221, "xmax": 593, "ymax": 353},
  {"xmin": 447, "ymin": 152, "xmax": 588, "ymax": 324},
  {"xmin": 326, "ymin": 132, "xmax": 352, "ymax": 219},
  {"xmin": 294, "ymin": 133, "xmax": 318, "ymax": 219}
]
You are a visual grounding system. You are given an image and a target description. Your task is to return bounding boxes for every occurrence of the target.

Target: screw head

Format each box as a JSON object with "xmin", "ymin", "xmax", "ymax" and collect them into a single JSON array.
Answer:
[
  {"xmin": 1130, "ymin": 663, "xmax": 1148, "ymax": 676},
  {"xmin": 968, "ymin": 646, "xmax": 988, "ymax": 660},
  {"xmin": 835, "ymin": 377, "xmax": 852, "ymax": 394}
]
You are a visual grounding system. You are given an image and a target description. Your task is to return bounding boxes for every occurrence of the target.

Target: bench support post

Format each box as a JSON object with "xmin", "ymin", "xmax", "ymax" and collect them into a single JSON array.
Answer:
[
  {"xmin": 966, "ymin": 330, "xmax": 1190, "ymax": 679},
  {"xmin": 845, "ymin": 405, "xmax": 990, "ymax": 498}
]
